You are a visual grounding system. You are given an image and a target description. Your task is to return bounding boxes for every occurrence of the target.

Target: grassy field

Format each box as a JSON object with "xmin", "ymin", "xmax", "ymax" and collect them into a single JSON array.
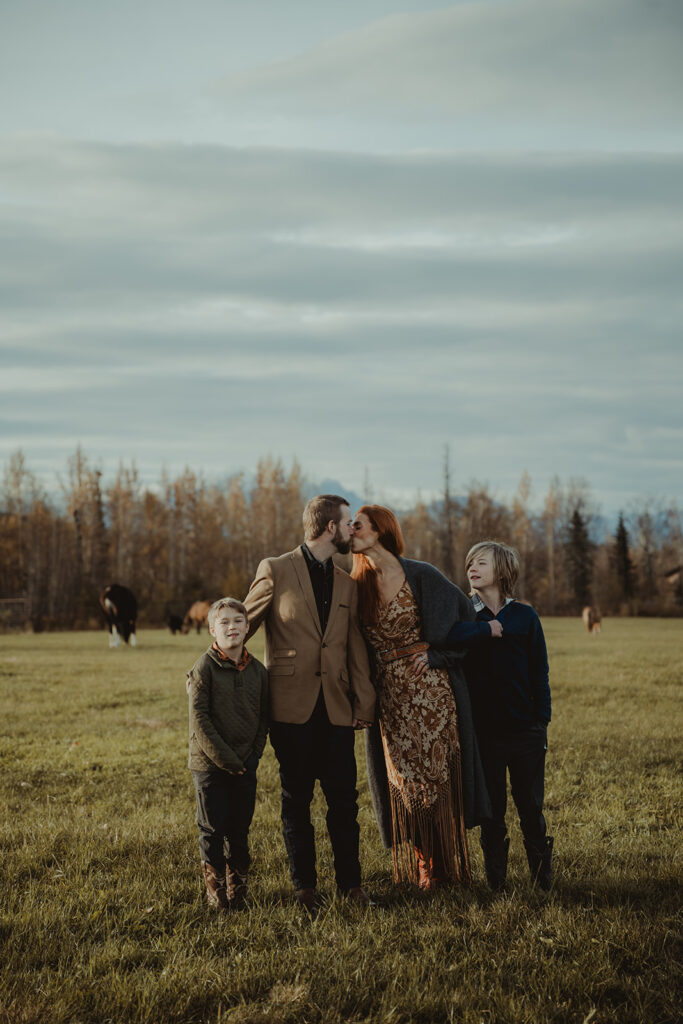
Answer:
[{"xmin": 1, "ymin": 618, "xmax": 681, "ymax": 1024}]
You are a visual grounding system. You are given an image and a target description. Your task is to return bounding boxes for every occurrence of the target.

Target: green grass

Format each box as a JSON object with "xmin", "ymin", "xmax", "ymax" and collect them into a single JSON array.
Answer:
[{"xmin": 1, "ymin": 619, "xmax": 681, "ymax": 1024}]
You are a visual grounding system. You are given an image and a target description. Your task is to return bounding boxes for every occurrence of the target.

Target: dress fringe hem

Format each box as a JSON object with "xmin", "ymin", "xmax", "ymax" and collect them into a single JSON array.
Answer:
[{"xmin": 388, "ymin": 750, "xmax": 472, "ymax": 886}]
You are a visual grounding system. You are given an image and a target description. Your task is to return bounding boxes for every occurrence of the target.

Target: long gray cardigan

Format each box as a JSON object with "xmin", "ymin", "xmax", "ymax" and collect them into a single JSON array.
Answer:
[{"xmin": 364, "ymin": 557, "xmax": 492, "ymax": 846}]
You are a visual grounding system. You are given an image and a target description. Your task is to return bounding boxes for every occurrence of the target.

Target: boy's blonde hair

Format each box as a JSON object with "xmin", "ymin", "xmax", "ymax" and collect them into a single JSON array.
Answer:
[
  {"xmin": 208, "ymin": 597, "xmax": 248, "ymax": 629},
  {"xmin": 465, "ymin": 541, "xmax": 520, "ymax": 599}
]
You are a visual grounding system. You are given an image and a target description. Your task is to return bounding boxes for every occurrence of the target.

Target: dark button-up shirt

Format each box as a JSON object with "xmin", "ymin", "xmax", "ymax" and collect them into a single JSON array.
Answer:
[{"xmin": 301, "ymin": 543, "xmax": 334, "ymax": 634}]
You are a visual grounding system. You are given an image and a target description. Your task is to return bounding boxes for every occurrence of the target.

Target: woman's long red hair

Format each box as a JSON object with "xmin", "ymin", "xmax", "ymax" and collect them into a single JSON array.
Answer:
[{"xmin": 351, "ymin": 505, "xmax": 405, "ymax": 625}]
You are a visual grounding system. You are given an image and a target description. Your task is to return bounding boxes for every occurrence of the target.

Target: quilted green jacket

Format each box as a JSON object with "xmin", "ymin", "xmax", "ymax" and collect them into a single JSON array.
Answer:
[{"xmin": 187, "ymin": 647, "xmax": 269, "ymax": 773}]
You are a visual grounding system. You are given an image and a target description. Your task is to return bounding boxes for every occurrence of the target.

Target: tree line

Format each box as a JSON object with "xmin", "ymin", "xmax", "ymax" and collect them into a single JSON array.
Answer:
[{"xmin": 1, "ymin": 449, "xmax": 681, "ymax": 631}]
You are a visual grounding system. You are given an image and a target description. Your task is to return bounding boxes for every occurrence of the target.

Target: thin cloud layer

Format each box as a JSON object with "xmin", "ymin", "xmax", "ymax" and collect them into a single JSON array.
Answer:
[
  {"xmin": 1, "ymin": 1, "xmax": 681, "ymax": 510},
  {"xmin": 1, "ymin": 135, "xmax": 681, "ymax": 508},
  {"xmin": 211, "ymin": 0, "xmax": 683, "ymax": 148}
]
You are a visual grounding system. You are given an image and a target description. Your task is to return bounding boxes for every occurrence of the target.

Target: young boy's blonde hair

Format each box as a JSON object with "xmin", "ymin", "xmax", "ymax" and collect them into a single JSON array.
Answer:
[
  {"xmin": 465, "ymin": 541, "xmax": 520, "ymax": 599},
  {"xmin": 207, "ymin": 597, "xmax": 248, "ymax": 630}
]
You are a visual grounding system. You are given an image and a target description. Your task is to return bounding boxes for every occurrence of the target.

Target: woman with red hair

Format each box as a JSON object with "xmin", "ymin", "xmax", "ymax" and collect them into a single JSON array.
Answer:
[{"xmin": 351, "ymin": 505, "xmax": 490, "ymax": 890}]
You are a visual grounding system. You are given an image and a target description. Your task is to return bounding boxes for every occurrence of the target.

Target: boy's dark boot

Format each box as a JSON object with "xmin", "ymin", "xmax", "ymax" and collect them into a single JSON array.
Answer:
[
  {"xmin": 202, "ymin": 862, "xmax": 230, "ymax": 911},
  {"xmin": 481, "ymin": 836, "xmax": 510, "ymax": 892},
  {"xmin": 524, "ymin": 835, "xmax": 554, "ymax": 891},
  {"xmin": 226, "ymin": 865, "xmax": 249, "ymax": 907}
]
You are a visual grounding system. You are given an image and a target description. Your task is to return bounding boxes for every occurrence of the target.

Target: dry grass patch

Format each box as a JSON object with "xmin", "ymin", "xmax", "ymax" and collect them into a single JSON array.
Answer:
[{"xmin": 0, "ymin": 619, "xmax": 681, "ymax": 1023}]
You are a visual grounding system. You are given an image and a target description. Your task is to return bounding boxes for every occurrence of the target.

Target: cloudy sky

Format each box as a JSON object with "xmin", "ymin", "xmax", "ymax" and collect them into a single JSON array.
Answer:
[{"xmin": 2, "ymin": 0, "xmax": 682, "ymax": 514}]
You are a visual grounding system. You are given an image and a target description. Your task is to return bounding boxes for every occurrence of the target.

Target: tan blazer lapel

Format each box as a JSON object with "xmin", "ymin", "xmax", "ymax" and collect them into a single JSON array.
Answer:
[{"xmin": 291, "ymin": 547, "xmax": 322, "ymax": 637}]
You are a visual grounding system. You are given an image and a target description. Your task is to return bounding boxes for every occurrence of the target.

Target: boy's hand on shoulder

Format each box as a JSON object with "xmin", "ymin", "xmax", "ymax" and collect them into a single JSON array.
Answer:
[{"xmin": 489, "ymin": 620, "xmax": 503, "ymax": 638}]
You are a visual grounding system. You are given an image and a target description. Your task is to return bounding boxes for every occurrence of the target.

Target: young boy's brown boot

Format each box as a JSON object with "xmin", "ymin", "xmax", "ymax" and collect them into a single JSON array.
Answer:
[
  {"xmin": 202, "ymin": 862, "xmax": 230, "ymax": 911},
  {"xmin": 226, "ymin": 865, "xmax": 248, "ymax": 907}
]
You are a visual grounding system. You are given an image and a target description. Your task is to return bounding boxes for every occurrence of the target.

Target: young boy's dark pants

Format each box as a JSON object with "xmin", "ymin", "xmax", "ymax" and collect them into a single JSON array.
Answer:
[
  {"xmin": 478, "ymin": 725, "xmax": 548, "ymax": 878},
  {"xmin": 192, "ymin": 753, "xmax": 259, "ymax": 873}
]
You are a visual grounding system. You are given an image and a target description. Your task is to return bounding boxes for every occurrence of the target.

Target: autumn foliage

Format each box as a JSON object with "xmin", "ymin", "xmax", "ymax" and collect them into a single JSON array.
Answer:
[{"xmin": 1, "ymin": 450, "xmax": 681, "ymax": 631}]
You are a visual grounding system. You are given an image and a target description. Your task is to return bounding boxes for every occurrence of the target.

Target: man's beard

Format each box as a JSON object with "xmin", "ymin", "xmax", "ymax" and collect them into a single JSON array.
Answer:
[{"xmin": 332, "ymin": 526, "xmax": 351, "ymax": 555}]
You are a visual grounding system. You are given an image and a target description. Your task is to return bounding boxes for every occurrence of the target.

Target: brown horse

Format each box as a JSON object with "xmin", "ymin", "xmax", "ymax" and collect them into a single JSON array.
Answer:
[
  {"xmin": 181, "ymin": 600, "xmax": 212, "ymax": 635},
  {"xmin": 582, "ymin": 606, "xmax": 601, "ymax": 635}
]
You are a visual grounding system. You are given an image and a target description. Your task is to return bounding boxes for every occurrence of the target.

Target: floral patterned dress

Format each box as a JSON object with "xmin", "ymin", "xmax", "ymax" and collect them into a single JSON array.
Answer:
[{"xmin": 364, "ymin": 580, "xmax": 471, "ymax": 885}]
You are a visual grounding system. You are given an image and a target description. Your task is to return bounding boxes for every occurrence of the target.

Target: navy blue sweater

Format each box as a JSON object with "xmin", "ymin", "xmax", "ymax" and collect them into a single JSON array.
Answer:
[{"xmin": 441, "ymin": 601, "xmax": 551, "ymax": 737}]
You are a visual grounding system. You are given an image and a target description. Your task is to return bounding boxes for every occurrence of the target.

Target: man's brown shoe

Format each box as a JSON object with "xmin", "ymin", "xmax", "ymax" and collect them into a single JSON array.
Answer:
[
  {"xmin": 345, "ymin": 886, "xmax": 375, "ymax": 907},
  {"xmin": 294, "ymin": 887, "xmax": 321, "ymax": 916}
]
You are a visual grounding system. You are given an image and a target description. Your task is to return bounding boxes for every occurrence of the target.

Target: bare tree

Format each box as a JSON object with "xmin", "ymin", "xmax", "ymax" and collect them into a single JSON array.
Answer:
[
  {"xmin": 440, "ymin": 445, "xmax": 456, "ymax": 580},
  {"xmin": 400, "ymin": 495, "xmax": 439, "ymax": 565},
  {"xmin": 512, "ymin": 470, "xmax": 533, "ymax": 600},
  {"xmin": 2, "ymin": 448, "xmax": 683, "ymax": 626}
]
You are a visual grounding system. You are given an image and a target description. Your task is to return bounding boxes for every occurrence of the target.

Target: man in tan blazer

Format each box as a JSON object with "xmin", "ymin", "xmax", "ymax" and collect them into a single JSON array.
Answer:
[{"xmin": 244, "ymin": 494, "xmax": 376, "ymax": 912}]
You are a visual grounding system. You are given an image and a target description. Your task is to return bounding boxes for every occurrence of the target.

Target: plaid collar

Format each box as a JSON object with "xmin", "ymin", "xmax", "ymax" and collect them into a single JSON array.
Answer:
[
  {"xmin": 211, "ymin": 641, "xmax": 253, "ymax": 670},
  {"xmin": 472, "ymin": 594, "xmax": 515, "ymax": 613}
]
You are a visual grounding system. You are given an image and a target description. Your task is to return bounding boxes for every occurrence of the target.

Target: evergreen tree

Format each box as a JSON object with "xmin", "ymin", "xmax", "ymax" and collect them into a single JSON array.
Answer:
[
  {"xmin": 614, "ymin": 512, "xmax": 635, "ymax": 602},
  {"xmin": 565, "ymin": 507, "xmax": 592, "ymax": 610}
]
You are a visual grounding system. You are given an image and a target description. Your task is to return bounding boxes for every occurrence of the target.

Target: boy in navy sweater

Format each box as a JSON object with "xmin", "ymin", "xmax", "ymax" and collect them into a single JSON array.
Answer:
[{"xmin": 439, "ymin": 541, "xmax": 553, "ymax": 891}]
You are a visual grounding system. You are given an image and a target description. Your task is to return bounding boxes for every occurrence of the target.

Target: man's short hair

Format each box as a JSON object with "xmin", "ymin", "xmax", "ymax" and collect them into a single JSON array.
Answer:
[
  {"xmin": 302, "ymin": 494, "xmax": 349, "ymax": 542},
  {"xmin": 465, "ymin": 541, "xmax": 520, "ymax": 599},
  {"xmin": 208, "ymin": 597, "xmax": 248, "ymax": 629}
]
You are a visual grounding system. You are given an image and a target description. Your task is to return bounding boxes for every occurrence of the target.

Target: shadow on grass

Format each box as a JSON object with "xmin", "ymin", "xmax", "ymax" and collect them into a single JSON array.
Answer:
[
  {"xmin": 342, "ymin": 872, "xmax": 683, "ymax": 916},
  {"xmin": 551, "ymin": 875, "xmax": 682, "ymax": 912}
]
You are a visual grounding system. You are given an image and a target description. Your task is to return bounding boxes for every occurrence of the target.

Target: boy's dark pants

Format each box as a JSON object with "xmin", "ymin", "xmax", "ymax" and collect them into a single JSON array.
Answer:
[
  {"xmin": 478, "ymin": 725, "xmax": 548, "ymax": 885},
  {"xmin": 269, "ymin": 690, "xmax": 361, "ymax": 893},
  {"xmin": 192, "ymin": 754, "xmax": 259, "ymax": 873}
]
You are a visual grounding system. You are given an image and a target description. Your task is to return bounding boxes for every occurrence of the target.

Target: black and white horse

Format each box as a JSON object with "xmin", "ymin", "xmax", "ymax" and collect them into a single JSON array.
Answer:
[{"xmin": 100, "ymin": 584, "xmax": 138, "ymax": 647}]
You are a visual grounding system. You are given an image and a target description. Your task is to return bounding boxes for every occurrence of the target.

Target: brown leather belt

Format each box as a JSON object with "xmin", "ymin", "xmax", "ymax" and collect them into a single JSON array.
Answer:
[{"xmin": 377, "ymin": 640, "xmax": 429, "ymax": 664}]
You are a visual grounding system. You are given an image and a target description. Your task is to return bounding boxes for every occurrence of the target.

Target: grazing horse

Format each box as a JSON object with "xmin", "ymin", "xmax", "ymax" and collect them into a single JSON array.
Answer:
[
  {"xmin": 167, "ymin": 614, "xmax": 184, "ymax": 635},
  {"xmin": 181, "ymin": 600, "xmax": 212, "ymax": 635},
  {"xmin": 582, "ymin": 605, "xmax": 601, "ymax": 635},
  {"xmin": 100, "ymin": 584, "xmax": 137, "ymax": 647}
]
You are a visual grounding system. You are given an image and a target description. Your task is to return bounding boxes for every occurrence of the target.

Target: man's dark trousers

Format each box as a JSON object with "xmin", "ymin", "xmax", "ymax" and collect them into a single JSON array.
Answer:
[
  {"xmin": 269, "ymin": 689, "xmax": 361, "ymax": 893},
  {"xmin": 478, "ymin": 725, "xmax": 548, "ymax": 855},
  {"xmin": 192, "ymin": 753, "xmax": 259, "ymax": 872}
]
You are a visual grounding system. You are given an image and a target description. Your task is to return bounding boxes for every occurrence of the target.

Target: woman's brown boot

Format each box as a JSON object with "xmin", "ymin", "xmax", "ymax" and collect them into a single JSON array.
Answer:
[{"xmin": 415, "ymin": 847, "xmax": 446, "ymax": 891}]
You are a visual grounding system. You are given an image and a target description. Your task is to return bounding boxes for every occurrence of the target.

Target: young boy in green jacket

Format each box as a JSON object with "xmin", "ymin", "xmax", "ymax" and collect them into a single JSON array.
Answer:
[{"xmin": 187, "ymin": 597, "xmax": 269, "ymax": 910}]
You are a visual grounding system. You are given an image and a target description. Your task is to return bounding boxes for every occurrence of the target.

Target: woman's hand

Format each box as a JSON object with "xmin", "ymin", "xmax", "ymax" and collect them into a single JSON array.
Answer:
[
  {"xmin": 410, "ymin": 650, "xmax": 430, "ymax": 677},
  {"xmin": 489, "ymin": 620, "xmax": 503, "ymax": 638}
]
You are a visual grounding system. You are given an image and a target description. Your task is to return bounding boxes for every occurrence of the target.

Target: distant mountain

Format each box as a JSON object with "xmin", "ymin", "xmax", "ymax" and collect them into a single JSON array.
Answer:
[
  {"xmin": 227, "ymin": 472, "xmax": 367, "ymax": 512},
  {"xmin": 304, "ymin": 478, "xmax": 366, "ymax": 511}
]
